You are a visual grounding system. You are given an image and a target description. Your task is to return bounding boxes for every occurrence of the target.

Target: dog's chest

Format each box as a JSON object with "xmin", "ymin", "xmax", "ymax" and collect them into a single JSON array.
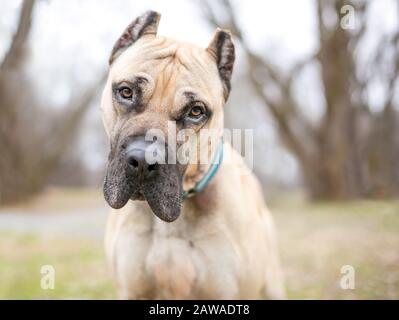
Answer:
[
  {"xmin": 144, "ymin": 218, "xmax": 200, "ymax": 299},
  {"xmin": 138, "ymin": 213, "xmax": 239, "ymax": 299}
]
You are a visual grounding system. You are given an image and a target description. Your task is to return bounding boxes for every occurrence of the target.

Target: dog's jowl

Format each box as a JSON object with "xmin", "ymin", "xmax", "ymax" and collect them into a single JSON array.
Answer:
[{"xmin": 101, "ymin": 10, "xmax": 285, "ymax": 299}]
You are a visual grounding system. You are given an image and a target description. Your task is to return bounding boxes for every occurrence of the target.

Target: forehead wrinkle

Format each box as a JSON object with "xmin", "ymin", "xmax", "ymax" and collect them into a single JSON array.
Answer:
[
  {"xmin": 176, "ymin": 46, "xmax": 215, "ymax": 76},
  {"xmin": 175, "ymin": 47, "xmax": 220, "ymax": 93},
  {"xmin": 176, "ymin": 71, "xmax": 214, "ymax": 107},
  {"xmin": 148, "ymin": 57, "xmax": 180, "ymax": 114},
  {"xmin": 111, "ymin": 37, "xmax": 177, "ymax": 75}
]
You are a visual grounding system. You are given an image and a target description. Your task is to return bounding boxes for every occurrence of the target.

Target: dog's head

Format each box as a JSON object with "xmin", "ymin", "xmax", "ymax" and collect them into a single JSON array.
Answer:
[{"xmin": 101, "ymin": 11, "xmax": 235, "ymax": 222}]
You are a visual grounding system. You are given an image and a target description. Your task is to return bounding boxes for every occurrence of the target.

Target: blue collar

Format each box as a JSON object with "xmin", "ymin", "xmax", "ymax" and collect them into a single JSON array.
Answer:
[{"xmin": 182, "ymin": 139, "xmax": 224, "ymax": 200}]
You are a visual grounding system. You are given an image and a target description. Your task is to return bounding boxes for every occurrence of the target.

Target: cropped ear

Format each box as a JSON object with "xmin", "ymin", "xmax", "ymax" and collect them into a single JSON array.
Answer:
[
  {"xmin": 109, "ymin": 11, "xmax": 161, "ymax": 65},
  {"xmin": 206, "ymin": 29, "xmax": 235, "ymax": 101}
]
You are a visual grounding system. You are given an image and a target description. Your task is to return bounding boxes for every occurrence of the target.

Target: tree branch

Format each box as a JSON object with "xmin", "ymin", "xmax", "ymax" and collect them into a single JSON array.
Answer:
[
  {"xmin": 0, "ymin": 0, "xmax": 36, "ymax": 72},
  {"xmin": 41, "ymin": 73, "xmax": 107, "ymax": 173},
  {"xmin": 201, "ymin": 0, "xmax": 317, "ymax": 163}
]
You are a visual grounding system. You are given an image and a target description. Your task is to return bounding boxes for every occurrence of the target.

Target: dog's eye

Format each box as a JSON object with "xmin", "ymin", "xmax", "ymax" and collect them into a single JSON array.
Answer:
[
  {"xmin": 119, "ymin": 87, "xmax": 133, "ymax": 100},
  {"xmin": 188, "ymin": 105, "xmax": 205, "ymax": 118}
]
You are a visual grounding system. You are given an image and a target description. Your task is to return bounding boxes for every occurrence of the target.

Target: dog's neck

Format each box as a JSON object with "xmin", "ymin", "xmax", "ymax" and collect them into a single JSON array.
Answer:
[
  {"xmin": 183, "ymin": 163, "xmax": 207, "ymax": 191},
  {"xmin": 182, "ymin": 138, "xmax": 224, "ymax": 199}
]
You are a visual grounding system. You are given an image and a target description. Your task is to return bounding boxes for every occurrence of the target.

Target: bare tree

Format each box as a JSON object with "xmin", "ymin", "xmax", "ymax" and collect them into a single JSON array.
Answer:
[
  {"xmin": 0, "ymin": 0, "xmax": 105, "ymax": 204},
  {"xmin": 202, "ymin": 0, "xmax": 399, "ymax": 199}
]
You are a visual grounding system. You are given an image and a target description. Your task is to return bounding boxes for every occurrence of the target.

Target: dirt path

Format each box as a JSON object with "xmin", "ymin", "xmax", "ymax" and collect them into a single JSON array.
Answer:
[
  {"xmin": 0, "ymin": 188, "xmax": 108, "ymax": 239},
  {"xmin": 0, "ymin": 208, "xmax": 107, "ymax": 239}
]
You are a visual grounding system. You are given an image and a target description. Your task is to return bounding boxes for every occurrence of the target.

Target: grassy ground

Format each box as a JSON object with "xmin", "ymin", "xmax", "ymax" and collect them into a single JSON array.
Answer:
[
  {"xmin": 0, "ymin": 188, "xmax": 398, "ymax": 299},
  {"xmin": 0, "ymin": 188, "xmax": 115, "ymax": 299},
  {"xmin": 0, "ymin": 232, "xmax": 115, "ymax": 299},
  {"xmin": 269, "ymin": 193, "xmax": 399, "ymax": 299}
]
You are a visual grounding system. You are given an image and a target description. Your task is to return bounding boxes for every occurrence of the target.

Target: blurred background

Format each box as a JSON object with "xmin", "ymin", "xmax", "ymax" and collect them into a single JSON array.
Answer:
[{"xmin": 0, "ymin": 0, "xmax": 398, "ymax": 299}]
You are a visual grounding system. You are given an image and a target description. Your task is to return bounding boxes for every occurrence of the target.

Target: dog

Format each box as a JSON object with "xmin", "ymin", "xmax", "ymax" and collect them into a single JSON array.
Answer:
[{"xmin": 101, "ymin": 11, "xmax": 285, "ymax": 299}]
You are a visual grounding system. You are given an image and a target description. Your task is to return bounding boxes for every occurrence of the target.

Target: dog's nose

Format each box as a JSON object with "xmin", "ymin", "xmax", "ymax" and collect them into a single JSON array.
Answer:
[{"xmin": 124, "ymin": 137, "xmax": 158, "ymax": 176}]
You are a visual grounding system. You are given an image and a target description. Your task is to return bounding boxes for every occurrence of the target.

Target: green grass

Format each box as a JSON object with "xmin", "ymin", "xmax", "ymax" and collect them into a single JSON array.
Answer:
[
  {"xmin": 270, "ymin": 194, "xmax": 399, "ymax": 299},
  {"xmin": 0, "ymin": 232, "xmax": 115, "ymax": 299}
]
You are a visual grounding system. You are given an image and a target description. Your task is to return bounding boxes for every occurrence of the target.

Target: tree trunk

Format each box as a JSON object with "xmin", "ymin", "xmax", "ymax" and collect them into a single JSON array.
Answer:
[{"xmin": 0, "ymin": 1, "xmax": 105, "ymax": 204}]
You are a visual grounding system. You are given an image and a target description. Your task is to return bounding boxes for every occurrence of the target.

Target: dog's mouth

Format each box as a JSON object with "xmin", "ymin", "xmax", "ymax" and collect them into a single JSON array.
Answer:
[
  {"xmin": 103, "ymin": 157, "xmax": 184, "ymax": 222},
  {"xmin": 130, "ymin": 190, "xmax": 145, "ymax": 201}
]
